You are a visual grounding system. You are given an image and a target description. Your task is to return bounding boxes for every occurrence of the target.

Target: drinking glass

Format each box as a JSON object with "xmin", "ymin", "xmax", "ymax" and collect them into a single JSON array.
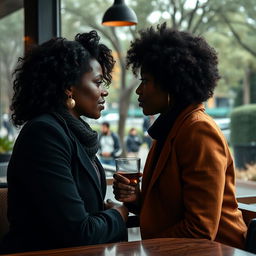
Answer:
[{"xmin": 115, "ymin": 157, "xmax": 141, "ymax": 185}]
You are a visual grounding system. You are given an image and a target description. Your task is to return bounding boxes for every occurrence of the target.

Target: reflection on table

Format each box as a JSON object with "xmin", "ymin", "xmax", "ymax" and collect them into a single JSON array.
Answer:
[{"xmin": 3, "ymin": 238, "xmax": 254, "ymax": 256}]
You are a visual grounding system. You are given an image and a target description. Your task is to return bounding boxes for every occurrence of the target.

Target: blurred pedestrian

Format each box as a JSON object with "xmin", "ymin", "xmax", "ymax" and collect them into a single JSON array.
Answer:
[
  {"xmin": 98, "ymin": 122, "xmax": 121, "ymax": 165},
  {"xmin": 126, "ymin": 128, "xmax": 142, "ymax": 157}
]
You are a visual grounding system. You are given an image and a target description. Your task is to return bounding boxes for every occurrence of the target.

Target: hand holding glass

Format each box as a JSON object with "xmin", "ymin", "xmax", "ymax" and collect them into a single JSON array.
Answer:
[{"xmin": 115, "ymin": 158, "xmax": 141, "ymax": 185}]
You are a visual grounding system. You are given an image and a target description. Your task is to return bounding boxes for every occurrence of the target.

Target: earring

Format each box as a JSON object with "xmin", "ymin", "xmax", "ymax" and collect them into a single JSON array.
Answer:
[
  {"xmin": 66, "ymin": 95, "xmax": 76, "ymax": 109},
  {"xmin": 167, "ymin": 93, "xmax": 170, "ymax": 106}
]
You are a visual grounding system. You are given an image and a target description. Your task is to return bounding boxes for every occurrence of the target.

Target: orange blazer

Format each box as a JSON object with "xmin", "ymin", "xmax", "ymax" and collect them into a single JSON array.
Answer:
[{"xmin": 140, "ymin": 104, "xmax": 247, "ymax": 249}]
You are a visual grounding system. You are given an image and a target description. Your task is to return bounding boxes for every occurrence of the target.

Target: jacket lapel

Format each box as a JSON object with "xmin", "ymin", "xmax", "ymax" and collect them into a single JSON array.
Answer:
[
  {"xmin": 74, "ymin": 141, "xmax": 104, "ymax": 200},
  {"xmin": 143, "ymin": 104, "xmax": 205, "ymax": 198},
  {"xmin": 142, "ymin": 135, "xmax": 173, "ymax": 200},
  {"xmin": 95, "ymin": 157, "xmax": 107, "ymax": 198},
  {"xmin": 51, "ymin": 112, "xmax": 104, "ymax": 200}
]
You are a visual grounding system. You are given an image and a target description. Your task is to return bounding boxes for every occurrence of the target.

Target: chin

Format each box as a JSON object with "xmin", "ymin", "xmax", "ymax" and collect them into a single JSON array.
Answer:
[
  {"xmin": 92, "ymin": 112, "xmax": 101, "ymax": 119},
  {"xmin": 142, "ymin": 108, "xmax": 155, "ymax": 116},
  {"xmin": 83, "ymin": 112, "xmax": 101, "ymax": 120}
]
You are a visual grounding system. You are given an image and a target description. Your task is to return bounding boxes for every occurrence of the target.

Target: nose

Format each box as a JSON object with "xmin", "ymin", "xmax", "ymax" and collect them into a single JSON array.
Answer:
[
  {"xmin": 101, "ymin": 87, "xmax": 108, "ymax": 97},
  {"xmin": 135, "ymin": 83, "xmax": 142, "ymax": 95}
]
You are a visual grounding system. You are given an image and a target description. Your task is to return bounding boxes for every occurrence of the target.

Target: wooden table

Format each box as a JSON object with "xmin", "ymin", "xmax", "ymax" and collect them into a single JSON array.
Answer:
[{"xmin": 2, "ymin": 238, "xmax": 254, "ymax": 256}]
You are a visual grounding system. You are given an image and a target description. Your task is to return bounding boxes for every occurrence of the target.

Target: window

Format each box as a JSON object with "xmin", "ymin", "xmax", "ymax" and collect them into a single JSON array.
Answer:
[{"xmin": 0, "ymin": 8, "xmax": 24, "ymax": 183}]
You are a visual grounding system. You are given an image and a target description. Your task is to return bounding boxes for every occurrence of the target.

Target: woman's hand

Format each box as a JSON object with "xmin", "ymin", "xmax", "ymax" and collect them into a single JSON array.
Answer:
[
  {"xmin": 113, "ymin": 173, "xmax": 141, "ymax": 203},
  {"xmin": 105, "ymin": 199, "xmax": 129, "ymax": 222}
]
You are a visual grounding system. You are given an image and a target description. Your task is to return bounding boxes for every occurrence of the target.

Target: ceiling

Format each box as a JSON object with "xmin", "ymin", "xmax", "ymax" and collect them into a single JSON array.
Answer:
[{"xmin": 0, "ymin": 0, "xmax": 23, "ymax": 19}]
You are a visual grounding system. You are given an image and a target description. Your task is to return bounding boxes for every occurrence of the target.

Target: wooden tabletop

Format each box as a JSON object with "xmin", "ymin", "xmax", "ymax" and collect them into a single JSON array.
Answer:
[{"xmin": 3, "ymin": 238, "xmax": 254, "ymax": 256}]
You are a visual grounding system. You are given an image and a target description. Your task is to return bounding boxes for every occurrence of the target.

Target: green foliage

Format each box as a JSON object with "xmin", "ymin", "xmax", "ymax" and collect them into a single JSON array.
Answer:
[
  {"xmin": 230, "ymin": 104, "xmax": 256, "ymax": 145},
  {"xmin": 234, "ymin": 71, "xmax": 256, "ymax": 107},
  {"xmin": 0, "ymin": 136, "xmax": 14, "ymax": 153},
  {"xmin": 233, "ymin": 86, "xmax": 243, "ymax": 107}
]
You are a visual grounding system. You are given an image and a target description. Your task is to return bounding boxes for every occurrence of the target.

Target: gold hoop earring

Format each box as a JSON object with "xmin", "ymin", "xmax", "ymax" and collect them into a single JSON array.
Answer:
[{"xmin": 66, "ymin": 95, "xmax": 76, "ymax": 109}]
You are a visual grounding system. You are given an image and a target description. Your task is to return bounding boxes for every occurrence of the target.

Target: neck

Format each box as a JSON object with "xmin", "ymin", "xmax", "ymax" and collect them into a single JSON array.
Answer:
[{"xmin": 68, "ymin": 108, "xmax": 80, "ymax": 119}]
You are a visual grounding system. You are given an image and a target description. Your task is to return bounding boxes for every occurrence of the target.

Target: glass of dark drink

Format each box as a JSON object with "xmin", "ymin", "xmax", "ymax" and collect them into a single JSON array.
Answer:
[{"xmin": 115, "ymin": 157, "xmax": 141, "ymax": 185}]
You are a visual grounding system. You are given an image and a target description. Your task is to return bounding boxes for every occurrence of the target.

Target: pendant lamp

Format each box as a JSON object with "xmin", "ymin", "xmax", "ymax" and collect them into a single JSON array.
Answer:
[{"xmin": 102, "ymin": 0, "xmax": 137, "ymax": 27}]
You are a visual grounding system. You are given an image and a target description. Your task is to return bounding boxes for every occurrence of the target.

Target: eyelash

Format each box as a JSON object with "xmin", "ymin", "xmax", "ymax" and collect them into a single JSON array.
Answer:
[
  {"xmin": 95, "ymin": 80, "xmax": 103, "ymax": 87},
  {"xmin": 139, "ymin": 78, "xmax": 147, "ymax": 84}
]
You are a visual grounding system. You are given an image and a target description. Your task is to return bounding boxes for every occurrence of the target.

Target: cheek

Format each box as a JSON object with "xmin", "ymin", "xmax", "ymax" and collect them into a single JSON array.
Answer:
[
  {"xmin": 146, "ymin": 91, "xmax": 165, "ymax": 109},
  {"xmin": 84, "ymin": 85, "xmax": 101, "ymax": 101}
]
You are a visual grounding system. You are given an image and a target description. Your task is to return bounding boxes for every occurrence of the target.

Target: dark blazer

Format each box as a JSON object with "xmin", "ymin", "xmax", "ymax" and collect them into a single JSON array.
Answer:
[{"xmin": 0, "ymin": 113, "xmax": 126, "ymax": 254}]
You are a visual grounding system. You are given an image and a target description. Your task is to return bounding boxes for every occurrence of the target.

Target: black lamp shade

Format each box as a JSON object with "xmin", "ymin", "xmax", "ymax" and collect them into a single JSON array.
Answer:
[{"xmin": 102, "ymin": 0, "xmax": 137, "ymax": 27}]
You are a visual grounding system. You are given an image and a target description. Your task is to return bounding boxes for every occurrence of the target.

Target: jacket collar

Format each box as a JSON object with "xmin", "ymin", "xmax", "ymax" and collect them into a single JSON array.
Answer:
[
  {"xmin": 148, "ymin": 102, "xmax": 189, "ymax": 141},
  {"xmin": 142, "ymin": 103, "xmax": 205, "ymax": 199}
]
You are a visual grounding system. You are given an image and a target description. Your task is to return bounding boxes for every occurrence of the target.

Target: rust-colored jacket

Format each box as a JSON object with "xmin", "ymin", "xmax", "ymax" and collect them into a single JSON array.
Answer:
[{"xmin": 140, "ymin": 104, "xmax": 247, "ymax": 249}]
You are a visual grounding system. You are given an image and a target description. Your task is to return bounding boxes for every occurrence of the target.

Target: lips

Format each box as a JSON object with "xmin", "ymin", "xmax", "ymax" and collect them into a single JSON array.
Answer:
[
  {"xmin": 98, "ymin": 100, "xmax": 105, "ymax": 110},
  {"xmin": 98, "ymin": 101, "xmax": 105, "ymax": 105},
  {"xmin": 138, "ymin": 98, "xmax": 144, "ymax": 107}
]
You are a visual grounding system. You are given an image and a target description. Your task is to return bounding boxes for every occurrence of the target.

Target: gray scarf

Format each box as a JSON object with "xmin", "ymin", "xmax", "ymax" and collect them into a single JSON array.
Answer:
[{"xmin": 57, "ymin": 109, "xmax": 99, "ymax": 161}]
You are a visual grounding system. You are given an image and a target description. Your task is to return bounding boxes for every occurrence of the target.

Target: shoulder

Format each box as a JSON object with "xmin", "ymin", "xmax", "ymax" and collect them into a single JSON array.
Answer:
[
  {"xmin": 21, "ymin": 114, "xmax": 53, "ymax": 128},
  {"xmin": 17, "ymin": 113, "xmax": 72, "ymax": 149},
  {"xmin": 176, "ymin": 110, "xmax": 228, "ymax": 152},
  {"xmin": 27, "ymin": 113, "xmax": 63, "ymax": 128},
  {"xmin": 111, "ymin": 132, "xmax": 119, "ymax": 139},
  {"xmin": 183, "ymin": 110, "xmax": 222, "ymax": 135}
]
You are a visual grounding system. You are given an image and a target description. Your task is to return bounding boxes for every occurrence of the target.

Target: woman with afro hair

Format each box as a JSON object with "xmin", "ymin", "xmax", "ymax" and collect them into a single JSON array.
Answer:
[
  {"xmin": 113, "ymin": 23, "xmax": 247, "ymax": 249},
  {"xmin": 0, "ymin": 31, "xmax": 128, "ymax": 254}
]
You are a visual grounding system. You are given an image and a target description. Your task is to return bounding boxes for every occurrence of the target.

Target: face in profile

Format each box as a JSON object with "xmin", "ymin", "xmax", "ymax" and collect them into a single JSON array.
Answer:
[
  {"xmin": 70, "ymin": 58, "xmax": 108, "ymax": 119},
  {"xmin": 136, "ymin": 71, "xmax": 168, "ymax": 115}
]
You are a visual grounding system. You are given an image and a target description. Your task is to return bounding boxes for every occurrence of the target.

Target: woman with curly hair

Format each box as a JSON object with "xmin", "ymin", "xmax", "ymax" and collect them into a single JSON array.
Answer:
[
  {"xmin": 0, "ymin": 31, "xmax": 128, "ymax": 254},
  {"xmin": 113, "ymin": 23, "xmax": 247, "ymax": 249}
]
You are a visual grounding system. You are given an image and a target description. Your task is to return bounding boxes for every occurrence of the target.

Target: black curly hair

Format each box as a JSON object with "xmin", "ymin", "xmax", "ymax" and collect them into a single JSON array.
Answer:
[
  {"xmin": 11, "ymin": 30, "xmax": 115, "ymax": 126},
  {"xmin": 127, "ymin": 23, "xmax": 220, "ymax": 105}
]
